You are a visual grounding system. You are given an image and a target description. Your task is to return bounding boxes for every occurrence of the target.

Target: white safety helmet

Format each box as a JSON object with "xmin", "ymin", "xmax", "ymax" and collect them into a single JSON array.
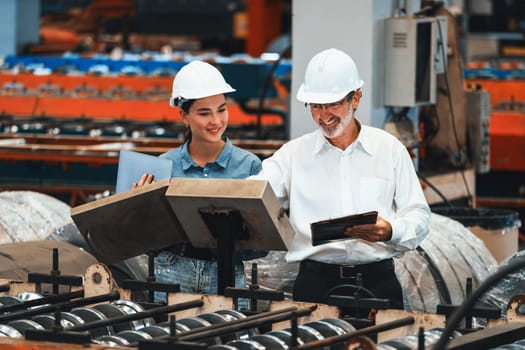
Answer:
[
  {"xmin": 296, "ymin": 48, "xmax": 364, "ymax": 104},
  {"xmin": 169, "ymin": 60, "xmax": 236, "ymax": 107}
]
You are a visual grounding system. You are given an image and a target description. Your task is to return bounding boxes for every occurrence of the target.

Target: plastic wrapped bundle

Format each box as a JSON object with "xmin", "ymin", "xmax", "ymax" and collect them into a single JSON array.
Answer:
[
  {"xmin": 0, "ymin": 191, "xmax": 74, "ymax": 243},
  {"xmin": 0, "ymin": 191, "xmax": 148, "ymax": 285},
  {"xmin": 394, "ymin": 249, "xmax": 442, "ymax": 313},
  {"xmin": 244, "ymin": 250, "xmax": 299, "ymax": 299},
  {"xmin": 397, "ymin": 213, "xmax": 498, "ymax": 313},
  {"xmin": 480, "ymin": 251, "xmax": 525, "ymax": 320}
]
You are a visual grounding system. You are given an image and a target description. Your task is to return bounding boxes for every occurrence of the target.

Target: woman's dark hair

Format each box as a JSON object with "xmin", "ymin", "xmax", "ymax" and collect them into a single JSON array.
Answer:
[
  {"xmin": 175, "ymin": 98, "xmax": 196, "ymax": 142},
  {"xmin": 179, "ymin": 99, "xmax": 195, "ymax": 113}
]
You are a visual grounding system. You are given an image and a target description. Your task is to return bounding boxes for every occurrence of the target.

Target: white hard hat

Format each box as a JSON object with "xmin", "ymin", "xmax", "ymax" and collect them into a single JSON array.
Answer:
[
  {"xmin": 296, "ymin": 48, "xmax": 364, "ymax": 104},
  {"xmin": 169, "ymin": 61, "xmax": 235, "ymax": 107}
]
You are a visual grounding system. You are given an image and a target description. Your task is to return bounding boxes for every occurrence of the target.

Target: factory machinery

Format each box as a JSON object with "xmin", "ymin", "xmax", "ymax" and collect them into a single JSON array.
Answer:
[
  {"xmin": 0, "ymin": 52, "xmax": 290, "ymax": 137},
  {"xmin": 0, "ymin": 52, "xmax": 290, "ymax": 205},
  {"xmin": 1, "ymin": 244, "xmax": 525, "ymax": 350},
  {"xmin": 0, "ymin": 132, "xmax": 285, "ymax": 206},
  {"xmin": 464, "ymin": 63, "xmax": 525, "ymax": 234},
  {"xmin": 0, "ymin": 187, "xmax": 524, "ymax": 350}
]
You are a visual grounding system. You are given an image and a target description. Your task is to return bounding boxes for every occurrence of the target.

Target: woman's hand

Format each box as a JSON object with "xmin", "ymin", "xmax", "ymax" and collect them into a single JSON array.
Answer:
[{"xmin": 132, "ymin": 173, "xmax": 155, "ymax": 188}]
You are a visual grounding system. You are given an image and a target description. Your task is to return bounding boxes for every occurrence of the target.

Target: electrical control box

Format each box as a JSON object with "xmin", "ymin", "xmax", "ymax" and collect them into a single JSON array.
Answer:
[{"xmin": 384, "ymin": 17, "xmax": 437, "ymax": 107}]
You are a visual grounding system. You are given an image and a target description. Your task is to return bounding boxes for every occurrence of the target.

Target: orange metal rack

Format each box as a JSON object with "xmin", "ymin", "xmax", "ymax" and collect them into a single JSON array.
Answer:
[{"xmin": 0, "ymin": 72, "xmax": 285, "ymax": 126}]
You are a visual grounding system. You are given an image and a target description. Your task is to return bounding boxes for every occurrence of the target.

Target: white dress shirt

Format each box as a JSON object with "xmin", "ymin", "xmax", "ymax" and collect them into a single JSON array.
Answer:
[{"xmin": 254, "ymin": 123, "xmax": 431, "ymax": 265}]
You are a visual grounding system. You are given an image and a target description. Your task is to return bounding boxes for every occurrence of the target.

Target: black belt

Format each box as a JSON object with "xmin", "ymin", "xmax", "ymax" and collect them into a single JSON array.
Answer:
[
  {"xmin": 172, "ymin": 243, "xmax": 215, "ymax": 261},
  {"xmin": 300, "ymin": 259, "xmax": 394, "ymax": 280}
]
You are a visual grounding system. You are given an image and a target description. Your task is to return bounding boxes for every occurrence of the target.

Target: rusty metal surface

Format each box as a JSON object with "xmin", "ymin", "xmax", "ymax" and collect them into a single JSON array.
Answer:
[{"xmin": 507, "ymin": 294, "xmax": 525, "ymax": 322}]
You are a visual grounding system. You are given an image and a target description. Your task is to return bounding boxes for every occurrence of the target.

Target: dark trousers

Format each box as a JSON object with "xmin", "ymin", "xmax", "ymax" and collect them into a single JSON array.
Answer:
[{"xmin": 292, "ymin": 259, "xmax": 403, "ymax": 316}]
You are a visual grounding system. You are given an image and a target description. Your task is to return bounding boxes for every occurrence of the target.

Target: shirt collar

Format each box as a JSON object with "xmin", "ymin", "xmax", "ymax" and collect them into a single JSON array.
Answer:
[
  {"xmin": 181, "ymin": 137, "xmax": 232, "ymax": 170},
  {"xmin": 353, "ymin": 118, "xmax": 374, "ymax": 157},
  {"xmin": 312, "ymin": 118, "xmax": 374, "ymax": 157},
  {"xmin": 313, "ymin": 129, "xmax": 326, "ymax": 155},
  {"xmin": 215, "ymin": 137, "xmax": 232, "ymax": 168}
]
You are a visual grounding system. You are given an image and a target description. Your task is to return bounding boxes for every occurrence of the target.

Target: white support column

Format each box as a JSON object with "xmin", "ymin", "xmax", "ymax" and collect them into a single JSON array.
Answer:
[
  {"xmin": 0, "ymin": 0, "xmax": 40, "ymax": 56},
  {"xmin": 290, "ymin": 0, "xmax": 421, "ymax": 138}
]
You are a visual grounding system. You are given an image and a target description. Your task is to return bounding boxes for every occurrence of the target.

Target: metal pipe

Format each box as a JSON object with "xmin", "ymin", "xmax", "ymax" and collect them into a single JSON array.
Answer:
[
  {"xmin": 179, "ymin": 306, "xmax": 315, "ymax": 342},
  {"xmin": 134, "ymin": 306, "xmax": 313, "ymax": 347},
  {"xmin": 66, "ymin": 299, "xmax": 203, "ymax": 332},
  {"xmin": 52, "ymin": 248, "xmax": 60, "ymax": 295},
  {"xmin": 0, "ymin": 290, "xmax": 84, "ymax": 314},
  {"xmin": 0, "ymin": 291, "xmax": 120, "ymax": 322},
  {"xmin": 296, "ymin": 316, "xmax": 415, "ymax": 350}
]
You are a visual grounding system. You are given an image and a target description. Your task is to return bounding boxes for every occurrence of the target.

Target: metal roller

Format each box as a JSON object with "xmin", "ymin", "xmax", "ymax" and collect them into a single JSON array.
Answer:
[
  {"xmin": 57, "ymin": 311, "xmax": 85, "ymax": 328},
  {"xmin": 0, "ymin": 324, "xmax": 23, "ymax": 338},
  {"xmin": 487, "ymin": 346, "xmax": 525, "ymax": 350},
  {"xmin": 92, "ymin": 334, "xmax": 131, "ymax": 346},
  {"xmin": 115, "ymin": 329, "xmax": 153, "ymax": 343},
  {"xmin": 302, "ymin": 320, "xmax": 347, "ymax": 350},
  {"xmin": 177, "ymin": 316, "xmax": 220, "ymax": 346},
  {"xmin": 16, "ymin": 292, "xmax": 44, "ymax": 302},
  {"xmin": 266, "ymin": 329, "xmax": 304, "ymax": 347},
  {"xmin": 319, "ymin": 318, "xmax": 356, "ymax": 334},
  {"xmin": 111, "ymin": 299, "xmax": 153, "ymax": 330},
  {"xmin": 156, "ymin": 320, "xmax": 191, "ymax": 334},
  {"xmin": 140, "ymin": 325, "xmax": 170, "ymax": 338},
  {"xmin": 0, "ymin": 295, "xmax": 23, "ymax": 306},
  {"xmin": 225, "ymin": 339, "xmax": 266, "ymax": 350},
  {"xmin": 303, "ymin": 320, "xmax": 347, "ymax": 337},
  {"xmin": 93, "ymin": 302, "xmax": 134, "ymax": 333},
  {"xmin": 31, "ymin": 314, "xmax": 56, "ymax": 330},
  {"xmin": 32, "ymin": 312, "xmax": 86, "ymax": 330},
  {"xmin": 377, "ymin": 340, "xmax": 413, "ymax": 349},
  {"xmin": 216, "ymin": 309, "xmax": 247, "ymax": 318},
  {"xmin": 208, "ymin": 345, "xmax": 243, "ymax": 350},
  {"xmin": 215, "ymin": 309, "xmax": 257, "ymax": 339},
  {"xmin": 7, "ymin": 319, "xmax": 45, "ymax": 335},
  {"xmin": 283, "ymin": 325, "xmax": 325, "ymax": 345},
  {"xmin": 177, "ymin": 316, "xmax": 213, "ymax": 330},
  {"xmin": 198, "ymin": 312, "xmax": 231, "ymax": 325},
  {"xmin": 488, "ymin": 339, "xmax": 525, "ymax": 350},
  {"xmin": 198, "ymin": 312, "xmax": 239, "ymax": 343},
  {"xmin": 71, "ymin": 307, "xmax": 113, "ymax": 338},
  {"xmin": 249, "ymin": 334, "xmax": 289, "ymax": 350}
]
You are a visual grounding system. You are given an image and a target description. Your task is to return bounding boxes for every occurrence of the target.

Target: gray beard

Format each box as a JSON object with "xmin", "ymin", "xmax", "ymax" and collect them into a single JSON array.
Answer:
[{"xmin": 321, "ymin": 109, "xmax": 354, "ymax": 139}]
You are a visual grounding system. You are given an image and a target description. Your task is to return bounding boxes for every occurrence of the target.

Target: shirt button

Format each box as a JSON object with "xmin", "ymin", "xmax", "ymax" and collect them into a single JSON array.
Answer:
[{"xmin": 203, "ymin": 173, "xmax": 208, "ymax": 177}]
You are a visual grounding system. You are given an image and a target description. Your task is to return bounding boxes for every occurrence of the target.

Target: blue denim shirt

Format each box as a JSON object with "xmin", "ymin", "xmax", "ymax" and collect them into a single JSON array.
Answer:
[
  {"xmin": 155, "ymin": 138, "xmax": 265, "ymax": 302},
  {"xmin": 160, "ymin": 138, "xmax": 262, "ymax": 179}
]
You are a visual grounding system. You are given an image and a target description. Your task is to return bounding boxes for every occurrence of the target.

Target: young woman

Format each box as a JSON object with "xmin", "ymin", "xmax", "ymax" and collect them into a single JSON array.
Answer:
[{"xmin": 134, "ymin": 60, "xmax": 263, "ymax": 301}]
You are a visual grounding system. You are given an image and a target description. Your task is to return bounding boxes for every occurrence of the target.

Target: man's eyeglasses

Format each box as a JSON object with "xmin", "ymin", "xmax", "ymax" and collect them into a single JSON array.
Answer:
[{"xmin": 305, "ymin": 93, "xmax": 354, "ymax": 113}]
